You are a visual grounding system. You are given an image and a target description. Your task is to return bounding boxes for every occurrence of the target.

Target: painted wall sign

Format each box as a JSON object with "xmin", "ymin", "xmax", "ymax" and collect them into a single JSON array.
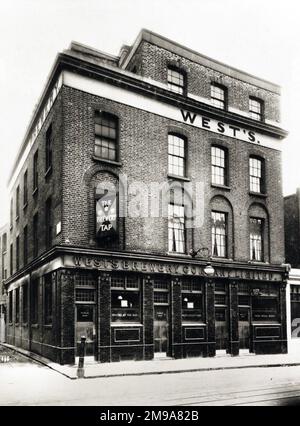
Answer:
[
  {"xmin": 66, "ymin": 255, "xmax": 283, "ymax": 282},
  {"xmin": 180, "ymin": 109, "xmax": 259, "ymax": 145},
  {"xmin": 63, "ymin": 71, "xmax": 282, "ymax": 152},
  {"xmin": 96, "ymin": 193, "xmax": 118, "ymax": 237}
]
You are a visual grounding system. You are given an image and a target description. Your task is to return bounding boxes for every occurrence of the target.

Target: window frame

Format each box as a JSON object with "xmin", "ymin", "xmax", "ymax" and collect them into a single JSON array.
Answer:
[
  {"xmin": 94, "ymin": 111, "xmax": 119, "ymax": 162},
  {"xmin": 33, "ymin": 213, "xmax": 39, "ymax": 258},
  {"xmin": 211, "ymin": 83, "xmax": 227, "ymax": 110},
  {"xmin": 167, "ymin": 67, "xmax": 186, "ymax": 95},
  {"xmin": 45, "ymin": 197, "xmax": 52, "ymax": 249},
  {"xmin": 211, "ymin": 145, "xmax": 228, "ymax": 186},
  {"xmin": 22, "ymin": 283, "xmax": 28, "ymax": 324},
  {"xmin": 23, "ymin": 170, "xmax": 28, "ymax": 207},
  {"xmin": 249, "ymin": 96, "xmax": 264, "ymax": 121},
  {"xmin": 249, "ymin": 217, "xmax": 264, "ymax": 262},
  {"xmin": 45, "ymin": 124, "xmax": 53, "ymax": 173},
  {"xmin": 249, "ymin": 156, "xmax": 265, "ymax": 194},
  {"xmin": 211, "ymin": 210, "xmax": 228, "ymax": 258},
  {"xmin": 16, "ymin": 185, "xmax": 20, "ymax": 219},
  {"xmin": 111, "ymin": 275, "xmax": 141, "ymax": 323},
  {"xmin": 30, "ymin": 278, "xmax": 39, "ymax": 324},
  {"xmin": 33, "ymin": 150, "xmax": 39, "ymax": 192},
  {"xmin": 168, "ymin": 133, "xmax": 187, "ymax": 178},
  {"xmin": 44, "ymin": 274, "xmax": 53, "ymax": 325},
  {"xmin": 16, "ymin": 235, "xmax": 20, "ymax": 271},
  {"xmin": 23, "ymin": 225, "xmax": 28, "ymax": 266},
  {"xmin": 168, "ymin": 196, "xmax": 186, "ymax": 254}
]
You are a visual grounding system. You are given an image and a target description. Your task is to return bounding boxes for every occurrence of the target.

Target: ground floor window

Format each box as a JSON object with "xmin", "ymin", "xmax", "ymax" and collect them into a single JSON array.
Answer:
[
  {"xmin": 15, "ymin": 288, "xmax": 20, "ymax": 323},
  {"xmin": 291, "ymin": 285, "xmax": 300, "ymax": 338},
  {"xmin": 30, "ymin": 279, "xmax": 39, "ymax": 324},
  {"xmin": 181, "ymin": 279, "xmax": 204, "ymax": 323},
  {"xmin": 251, "ymin": 283, "xmax": 279, "ymax": 322},
  {"xmin": 8, "ymin": 291, "xmax": 12, "ymax": 323},
  {"xmin": 111, "ymin": 275, "xmax": 140, "ymax": 322},
  {"xmin": 22, "ymin": 283, "xmax": 28, "ymax": 323},
  {"xmin": 44, "ymin": 274, "xmax": 53, "ymax": 325}
]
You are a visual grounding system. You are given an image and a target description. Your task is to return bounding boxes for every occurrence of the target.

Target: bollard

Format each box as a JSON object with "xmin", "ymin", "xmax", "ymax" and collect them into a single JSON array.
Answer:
[{"xmin": 77, "ymin": 336, "xmax": 86, "ymax": 378}]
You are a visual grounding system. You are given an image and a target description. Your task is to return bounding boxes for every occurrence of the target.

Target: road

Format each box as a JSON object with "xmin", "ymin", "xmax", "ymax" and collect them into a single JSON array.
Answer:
[{"xmin": 1, "ymin": 357, "xmax": 300, "ymax": 406}]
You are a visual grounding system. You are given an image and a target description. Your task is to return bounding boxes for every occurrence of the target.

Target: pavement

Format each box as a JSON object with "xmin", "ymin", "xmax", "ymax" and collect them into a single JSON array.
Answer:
[{"xmin": 1, "ymin": 342, "xmax": 300, "ymax": 380}]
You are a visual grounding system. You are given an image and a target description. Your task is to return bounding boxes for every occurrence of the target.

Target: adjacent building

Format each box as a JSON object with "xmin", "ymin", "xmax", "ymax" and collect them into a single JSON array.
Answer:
[
  {"xmin": 5, "ymin": 29, "xmax": 288, "ymax": 364},
  {"xmin": 0, "ymin": 224, "xmax": 8, "ymax": 342},
  {"xmin": 284, "ymin": 189, "xmax": 300, "ymax": 352}
]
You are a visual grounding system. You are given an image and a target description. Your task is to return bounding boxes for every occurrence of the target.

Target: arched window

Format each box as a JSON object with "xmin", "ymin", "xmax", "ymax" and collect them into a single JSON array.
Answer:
[
  {"xmin": 168, "ymin": 186, "xmax": 185, "ymax": 253},
  {"xmin": 248, "ymin": 203, "xmax": 269, "ymax": 262}
]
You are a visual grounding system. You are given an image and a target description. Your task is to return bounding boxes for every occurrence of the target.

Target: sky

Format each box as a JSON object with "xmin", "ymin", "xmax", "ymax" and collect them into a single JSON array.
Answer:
[{"xmin": 0, "ymin": 0, "xmax": 300, "ymax": 226}]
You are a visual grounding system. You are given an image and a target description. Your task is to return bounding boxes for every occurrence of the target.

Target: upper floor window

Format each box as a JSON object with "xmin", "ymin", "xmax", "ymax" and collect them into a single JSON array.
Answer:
[
  {"xmin": 33, "ymin": 150, "xmax": 39, "ymax": 192},
  {"xmin": 249, "ymin": 156, "xmax": 264, "ymax": 193},
  {"xmin": 168, "ymin": 134, "xmax": 186, "ymax": 177},
  {"xmin": 10, "ymin": 243, "xmax": 13, "ymax": 276},
  {"xmin": 45, "ymin": 124, "xmax": 53, "ymax": 172},
  {"xmin": 10, "ymin": 198, "xmax": 13, "ymax": 229},
  {"xmin": 23, "ymin": 170, "xmax": 28, "ymax": 206},
  {"xmin": 23, "ymin": 225, "xmax": 28, "ymax": 266},
  {"xmin": 249, "ymin": 97, "xmax": 264, "ymax": 121},
  {"xmin": 250, "ymin": 218, "xmax": 263, "ymax": 261},
  {"xmin": 16, "ymin": 236, "xmax": 20, "ymax": 271},
  {"xmin": 211, "ymin": 211, "xmax": 227, "ymax": 258},
  {"xmin": 167, "ymin": 67, "xmax": 186, "ymax": 95},
  {"xmin": 168, "ymin": 189, "xmax": 185, "ymax": 253},
  {"xmin": 45, "ymin": 197, "xmax": 52, "ymax": 249},
  {"xmin": 33, "ymin": 213, "xmax": 38, "ymax": 257},
  {"xmin": 16, "ymin": 186, "xmax": 20, "ymax": 219},
  {"xmin": 211, "ymin": 146, "xmax": 227, "ymax": 186},
  {"xmin": 94, "ymin": 111, "xmax": 118, "ymax": 161},
  {"xmin": 211, "ymin": 83, "xmax": 226, "ymax": 110}
]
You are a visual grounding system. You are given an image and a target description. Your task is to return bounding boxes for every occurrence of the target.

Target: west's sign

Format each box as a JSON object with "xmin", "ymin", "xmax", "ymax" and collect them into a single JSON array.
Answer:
[
  {"xmin": 181, "ymin": 109, "xmax": 257, "ymax": 144},
  {"xmin": 96, "ymin": 193, "xmax": 117, "ymax": 237},
  {"xmin": 68, "ymin": 255, "xmax": 283, "ymax": 282}
]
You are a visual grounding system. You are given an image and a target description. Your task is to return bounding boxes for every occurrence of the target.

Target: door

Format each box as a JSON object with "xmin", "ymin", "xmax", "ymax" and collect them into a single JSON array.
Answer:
[
  {"xmin": 215, "ymin": 307, "xmax": 229, "ymax": 350},
  {"xmin": 154, "ymin": 306, "xmax": 169, "ymax": 353},
  {"xmin": 76, "ymin": 304, "xmax": 96, "ymax": 356},
  {"xmin": 238, "ymin": 307, "xmax": 250, "ymax": 349}
]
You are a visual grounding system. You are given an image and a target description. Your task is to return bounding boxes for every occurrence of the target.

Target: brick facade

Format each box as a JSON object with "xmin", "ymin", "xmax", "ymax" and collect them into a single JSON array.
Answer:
[{"xmin": 4, "ymin": 29, "xmax": 288, "ymax": 364}]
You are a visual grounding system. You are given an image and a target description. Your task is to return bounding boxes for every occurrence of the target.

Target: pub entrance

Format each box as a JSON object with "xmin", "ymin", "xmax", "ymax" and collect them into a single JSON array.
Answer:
[
  {"xmin": 75, "ymin": 304, "xmax": 96, "ymax": 357},
  {"xmin": 238, "ymin": 283, "xmax": 251, "ymax": 350},
  {"xmin": 215, "ymin": 282, "xmax": 229, "ymax": 351},
  {"xmin": 154, "ymin": 306, "xmax": 169, "ymax": 354}
]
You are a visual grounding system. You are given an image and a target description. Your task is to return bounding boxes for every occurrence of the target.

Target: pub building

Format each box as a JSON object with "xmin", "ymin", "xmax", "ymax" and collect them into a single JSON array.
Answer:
[{"xmin": 5, "ymin": 29, "xmax": 289, "ymax": 364}]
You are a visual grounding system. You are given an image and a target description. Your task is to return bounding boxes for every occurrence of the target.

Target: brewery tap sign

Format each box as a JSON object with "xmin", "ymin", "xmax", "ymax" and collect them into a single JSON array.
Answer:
[{"xmin": 96, "ymin": 192, "xmax": 118, "ymax": 237}]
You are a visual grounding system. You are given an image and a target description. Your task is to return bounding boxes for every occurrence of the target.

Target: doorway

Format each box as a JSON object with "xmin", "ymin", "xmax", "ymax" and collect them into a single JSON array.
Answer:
[
  {"xmin": 75, "ymin": 304, "xmax": 96, "ymax": 357},
  {"xmin": 154, "ymin": 306, "xmax": 169, "ymax": 354},
  {"xmin": 238, "ymin": 307, "xmax": 250, "ymax": 349}
]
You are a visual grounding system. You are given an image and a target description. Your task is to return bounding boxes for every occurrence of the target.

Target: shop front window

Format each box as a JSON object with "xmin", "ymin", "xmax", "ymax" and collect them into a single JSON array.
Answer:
[
  {"xmin": 182, "ymin": 280, "xmax": 204, "ymax": 323},
  {"xmin": 252, "ymin": 284, "xmax": 279, "ymax": 322},
  {"xmin": 111, "ymin": 275, "xmax": 140, "ymax": 323},
  {"xmin": 291, "ymin": 285, "xmax": 300, "ymax": 338}
]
